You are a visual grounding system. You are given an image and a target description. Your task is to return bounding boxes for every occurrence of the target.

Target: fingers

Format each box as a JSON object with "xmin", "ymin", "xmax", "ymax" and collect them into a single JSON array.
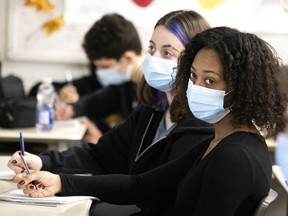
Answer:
[
  {"xmin": 14, "ymin": 171, "xmax": 61, "ymax": 197},
  {"xmin": 23, "ymin": 183, "xmax": 46, "ymax": 198},
  {"xmin": 14, "ymin": 174, "xmax": 29, "ymax": 191},
  {"xmin": 83, "ymin": 134, "xmax": 100, "ymax": 144},
  {"xmin": 54, "ymin": 105, "xmax": 74, "ymax": 120},
  {"xmin": 8, "ymin": 152, "xmax": 25, "ymax": 173},
  {"xmin": 8, "ymin": 151, "xmax": 38, "ymax": 173}
]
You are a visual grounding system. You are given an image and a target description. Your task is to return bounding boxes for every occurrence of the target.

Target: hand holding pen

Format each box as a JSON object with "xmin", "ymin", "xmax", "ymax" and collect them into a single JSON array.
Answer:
[
  {"xmin": 8, "ymin": 152, "xmax": 43, "ymax": 174},
  {"xmin": 14, "ymin": 134, "xmax": 61, "ymax": 197},
  {"xmin": 57, "ymin": 70, "xmax": 80, "ymax": 103},
  {"xmin": 18, "ymin": 132, "xmax": 39, "ymax": 190}
]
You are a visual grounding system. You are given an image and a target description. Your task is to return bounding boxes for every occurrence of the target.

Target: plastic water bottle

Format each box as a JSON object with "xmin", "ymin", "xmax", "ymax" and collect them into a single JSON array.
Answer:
[{"xmin": 36, "ymin": 78, "xmax": 55, "ymax": 131}]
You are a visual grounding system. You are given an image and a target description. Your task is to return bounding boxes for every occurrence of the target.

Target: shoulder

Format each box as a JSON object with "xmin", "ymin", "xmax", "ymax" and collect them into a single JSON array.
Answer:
[
  {"xmin": 173, "ymin": 116, "xmax": 214, "ymax": 135},
  {"xmin": 210, "ymin": 132, "xmax": 271, "ymax": 171}
]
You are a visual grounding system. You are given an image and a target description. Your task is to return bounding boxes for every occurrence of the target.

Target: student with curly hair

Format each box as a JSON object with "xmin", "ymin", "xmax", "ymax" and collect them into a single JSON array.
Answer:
[{"xmin": 10, "ymin": 10, "xmax": 213, "ymax": 216}]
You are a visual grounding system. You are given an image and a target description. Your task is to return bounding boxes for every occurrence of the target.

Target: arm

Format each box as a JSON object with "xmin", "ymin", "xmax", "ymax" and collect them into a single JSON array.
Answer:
[
  {"xmin": 14, "ymin": 144, "xmax": 201, "ymax": 204},
  {"xmin": 73, "ymin": 85, "xmax": 126, "ymax": 119},
  {"xmin": 39, "ymin": 106, "xmax": 144, "ymax": 174}
]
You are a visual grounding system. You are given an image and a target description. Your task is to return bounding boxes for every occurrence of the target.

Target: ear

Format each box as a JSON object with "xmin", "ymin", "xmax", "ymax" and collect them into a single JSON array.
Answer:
[{"xmin": 122, "ymin": 51, "xmax": 137, "ymax": 63}]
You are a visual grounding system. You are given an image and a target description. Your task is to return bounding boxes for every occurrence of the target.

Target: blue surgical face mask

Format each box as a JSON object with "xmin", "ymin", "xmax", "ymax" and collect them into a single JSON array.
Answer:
[
  {"xmin": 186, "ymin": 81, "xmax": 231, "ymax": 124},
  {"xmin": 142, "ymin": 53, "xmax": 177, "ymax": 92},
  {"xmin": 96, "ymin": 64, "xmax": 132, "ymax": 87}
]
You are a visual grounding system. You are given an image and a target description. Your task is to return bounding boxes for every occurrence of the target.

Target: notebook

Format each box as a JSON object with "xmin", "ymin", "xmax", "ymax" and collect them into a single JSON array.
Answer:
[{"xmin": 0, "ymin": 189, "xmax": 98, "ymax": 207}]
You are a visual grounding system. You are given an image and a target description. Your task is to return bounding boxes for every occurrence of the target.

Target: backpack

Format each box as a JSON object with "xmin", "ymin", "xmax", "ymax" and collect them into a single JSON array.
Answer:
[{"xmin": 0, "ymin": 75, "xmax": 36, "ymax": 128}]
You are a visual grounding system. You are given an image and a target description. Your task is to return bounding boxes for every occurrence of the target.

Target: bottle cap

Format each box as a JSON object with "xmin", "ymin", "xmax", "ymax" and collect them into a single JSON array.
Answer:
[{"xmin": 42, "ymin": 77, "xmax": 52, "ymax": 83}]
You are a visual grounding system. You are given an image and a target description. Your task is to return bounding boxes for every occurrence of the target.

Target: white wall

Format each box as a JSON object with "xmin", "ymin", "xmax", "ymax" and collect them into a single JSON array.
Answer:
[
  {"xmin": 0, "ymin": 0, "xmax": 6, "ymax": 65},
  {"xmin": 0, "ymin": 0, "xmax": 89, "ymax": 94},
  {"xmin": 0, "ymin": 0, "xmax": 287, "ymax": 94}
]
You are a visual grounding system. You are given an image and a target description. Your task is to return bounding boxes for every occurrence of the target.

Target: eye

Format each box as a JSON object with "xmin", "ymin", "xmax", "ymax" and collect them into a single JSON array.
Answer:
[
  {"xmin": 161, "ymin": 50, "xmax": 174, "ymax": 59},
  {"xmin": 204, "ymin": 79, "xmax": 214, "ymax": 85},
  {"xmin": 147, "ymin": 45, "xmax": 156, "ymax": 55},
  {"xmin": 189, "ymin": 72, "xmax": 196, "ymax": 82}
]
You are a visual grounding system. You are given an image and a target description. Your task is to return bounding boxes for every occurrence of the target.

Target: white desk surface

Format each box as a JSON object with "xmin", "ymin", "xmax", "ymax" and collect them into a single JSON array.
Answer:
[
  {"xmin": 0, "ymin": 181, "xmax": 92, "ymax": 216},
  {"xmin": 0, "ymin": 118, "xmax": 87, "ymax": 141},
  {"xmin": 0, "ymin": 156, "xmax": 10, "ymax": 170},
  {"xmin": 0, "ymin": 156, "xmax": 92, "ymax": 216},
  {"xmin": 0, "ymin": 118, "xmax": 87, "ymax": 151}
]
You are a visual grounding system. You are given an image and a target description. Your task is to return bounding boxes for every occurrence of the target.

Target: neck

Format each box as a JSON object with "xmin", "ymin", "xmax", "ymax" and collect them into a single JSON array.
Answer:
[
  {"xmin": 202, "ymin": 114, "xmax": 259, "ymax": 159},
  {"xmin": 213, "ymin": 114, "xmax": 259, "ymax": 142},
  {"xmin": 165, "ymin": 109, "xmax": 173, "ymax": 130}
]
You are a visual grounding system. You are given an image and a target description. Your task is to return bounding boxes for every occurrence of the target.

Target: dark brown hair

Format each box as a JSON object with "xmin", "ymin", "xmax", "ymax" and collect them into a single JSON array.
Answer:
[{"xmin": 83, "ymin": 13, "xmax": 142, "ymax": 61}]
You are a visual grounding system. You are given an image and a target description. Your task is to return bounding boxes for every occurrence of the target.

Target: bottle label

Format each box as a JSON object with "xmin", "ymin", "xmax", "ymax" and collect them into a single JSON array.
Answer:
[{"xmin": 36, "ymin": 108, "xmax": 54, "ymax": 126}]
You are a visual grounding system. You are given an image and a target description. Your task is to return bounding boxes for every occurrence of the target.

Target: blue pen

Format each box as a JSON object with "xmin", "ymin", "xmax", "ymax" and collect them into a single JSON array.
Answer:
[
  {"xmin": 20, "ymin": 132, "xmax": 25, "ymax": 156},
  {"xmin": 18, "ymin": 134, "xmax": 38, "ymax": 189},
  {"xmin": 18, "ymin": 152, "xmax": 31, "ymax": 175},
  {"xmin": 19, "ymin": 133, "xmax": 31, "ymax": 175},
  {"xmin": 18, "ymin": 152, "xmax": 37, "ymax": 190}
]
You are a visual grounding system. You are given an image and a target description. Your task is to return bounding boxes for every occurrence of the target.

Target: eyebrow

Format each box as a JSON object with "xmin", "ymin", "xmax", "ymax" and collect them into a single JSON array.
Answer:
[
  {"xmin": 190, "ymin": 66, "xmax": 221, "ymax": 77},
  {"xmin": 149, "ymin": 40, "xmax": 180, "ymax": 52}
]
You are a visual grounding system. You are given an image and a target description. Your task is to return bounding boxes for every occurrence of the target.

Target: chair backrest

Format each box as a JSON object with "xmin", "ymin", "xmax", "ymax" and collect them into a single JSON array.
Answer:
[{"xmin": 253, "ymin": 189, "xmax": 278, "ymax": 216}]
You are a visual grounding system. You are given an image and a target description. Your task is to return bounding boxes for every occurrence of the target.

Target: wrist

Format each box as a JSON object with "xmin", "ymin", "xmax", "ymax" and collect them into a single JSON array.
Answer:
[{"xmin": 56, "ymin": 174, "xmax": 62, "ymax": 194}]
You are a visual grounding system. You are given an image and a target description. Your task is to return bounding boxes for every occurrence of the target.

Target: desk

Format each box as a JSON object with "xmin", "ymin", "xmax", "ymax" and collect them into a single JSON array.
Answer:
[
  {"xmin": 0, "ymin": 156, "xmax": 92, "ymax": 216},
  {"xmin": 0, "ymin": 118, "xmax": 87, "ymax": 151}
]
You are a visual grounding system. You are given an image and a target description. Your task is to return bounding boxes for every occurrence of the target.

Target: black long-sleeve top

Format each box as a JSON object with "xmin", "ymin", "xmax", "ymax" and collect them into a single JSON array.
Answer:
[
  {"xmin": 59, "ymin": 132, "xmax": 272, "ymax": 216},
  {"xmin": 73, "ymin": 82, "xmax": 137, "ymax": 132},
  {"xmin": 39, "ymin": 105, "xmax": 214, "ymax": 214}
]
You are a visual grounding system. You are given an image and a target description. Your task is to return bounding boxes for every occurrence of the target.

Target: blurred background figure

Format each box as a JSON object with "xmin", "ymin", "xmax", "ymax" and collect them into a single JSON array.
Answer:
[
  {"xmin": 30, "ymin": 13, "xmax": 144, "ymax": 143},
  {"xmin": 275, "ymin": 64, "xmax": 288, "ymax": 181}
]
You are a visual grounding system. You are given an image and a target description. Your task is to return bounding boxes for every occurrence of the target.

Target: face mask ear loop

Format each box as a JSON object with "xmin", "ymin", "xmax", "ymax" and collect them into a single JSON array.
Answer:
[
  {"xmin": 224, "ymin": 89, "xmax": 233, "ymax": 110},
  {"xmin": 225, "ymin": 89, "xmax": 233, "ymax": 96},
  {"xmin": 168, "ymin": 66, "xmax": 177, "ymax": 90}
]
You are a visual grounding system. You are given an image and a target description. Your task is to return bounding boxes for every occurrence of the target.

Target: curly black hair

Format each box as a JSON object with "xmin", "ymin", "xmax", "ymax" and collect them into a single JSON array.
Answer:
[
  {"xmin": 171, "ymin": 26, "xmax": 287, "ymax": 137},
  {"xmin": 82, "ymin": 13, "xmax": 142, "ymax": 61}
]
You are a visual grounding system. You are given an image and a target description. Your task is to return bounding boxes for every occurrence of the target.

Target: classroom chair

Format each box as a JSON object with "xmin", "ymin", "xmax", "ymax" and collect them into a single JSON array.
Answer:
[{"xmin": 253, "ymin": 189, "xmax": 278, "ymax": 216}]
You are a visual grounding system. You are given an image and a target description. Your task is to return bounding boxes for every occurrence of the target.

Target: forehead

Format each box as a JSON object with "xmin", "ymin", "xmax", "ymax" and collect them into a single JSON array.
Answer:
[
  {"xmin": 192, "ymin": 48, "xmax": 223, "ymax": 75},
  {"xmin": 93, "ymin": 58, "xmax": 118, "ymax": 68},
  {"xmin": 150, "ymin": 25, "xmax": 184, "ymax": 50}
]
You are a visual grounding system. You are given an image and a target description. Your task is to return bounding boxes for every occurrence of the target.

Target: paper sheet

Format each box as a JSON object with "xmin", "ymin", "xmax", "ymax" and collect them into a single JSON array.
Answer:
[
  {"xmin": 0, "ymin": 171, "xmax": 15, "ymax": 181},
  {"xmin": 0, "ymin": 189, "xmax": 98, "ymax": 207}
]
